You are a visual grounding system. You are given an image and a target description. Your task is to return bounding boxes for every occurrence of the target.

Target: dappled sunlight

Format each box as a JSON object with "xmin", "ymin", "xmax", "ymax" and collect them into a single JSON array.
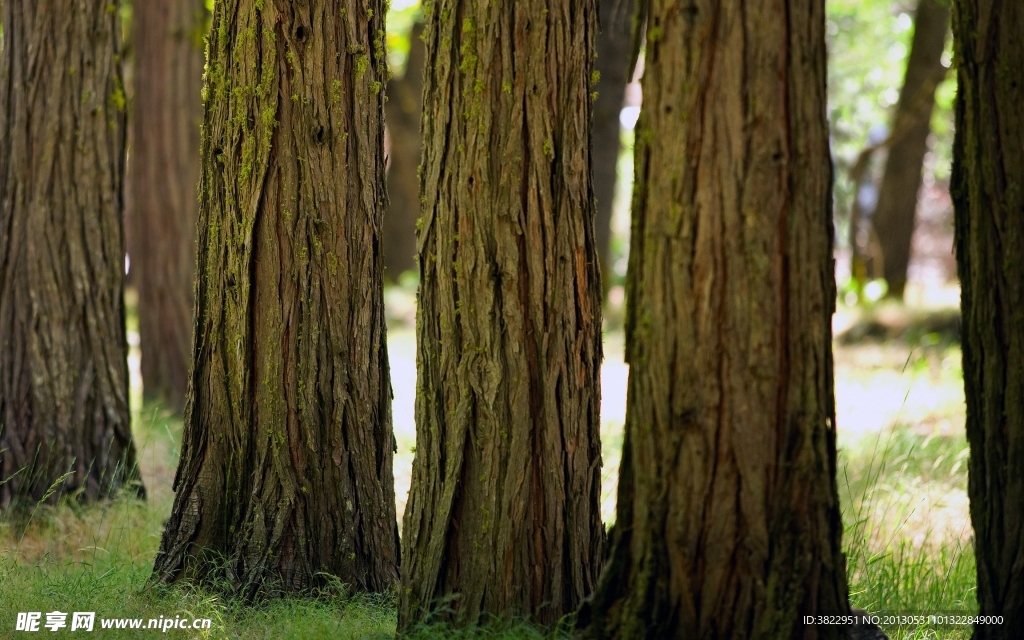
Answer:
[
  {"xmin": 599, "ymin": 332, "xmax": 628, "ymax": 524},
  {"xmin": 833, "ymin": 301, "xmax": 976, "ymax": 634},
  {"xmin": 389, "ymin": 327, "xmax": 417, "ymax": 525},
  {"xmin": 835, "ymin": 343, "xmax": 964, "ymax": 439}
]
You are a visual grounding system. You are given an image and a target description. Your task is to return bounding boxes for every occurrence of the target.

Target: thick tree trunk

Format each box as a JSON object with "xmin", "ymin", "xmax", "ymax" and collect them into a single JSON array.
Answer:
[
  {"xmin": 592, "ymin": 0, "xmax": 635, "ymax": 288},
  {"xmin": 576, "ymin": 1, "xmax": 849, "ymax": 638},
  {"xmin": 0, "ymin": 0, "xmax": 144, "ymax": 511},
  {"xmin": 151, "ymin": 0, "xmax": 399, "ymax": 597},
  {"xmin": 952, "ymin": 2, "xmax": 1024, "ymax": 638},
  {"xmin": 128, "ymin": 0, "xmax": 206, "ymax": 414},
  {"xmin": 872, "ymin": 0, "xmax": 949, "ymax": 299},
  {"xmin": 399, "ymin": 0, "xmax": 604, "ymax": 629},
  {"xmin": 383, "ymin": 20, "xmax": 425, "ymax": 281}
]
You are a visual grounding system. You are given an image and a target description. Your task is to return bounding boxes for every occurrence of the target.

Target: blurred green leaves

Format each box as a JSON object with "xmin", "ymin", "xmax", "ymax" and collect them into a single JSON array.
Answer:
[
  {"xmin": 387, "ymin": 1, "xmax": 422, "ymax": 77},
  {"xmin": 828, "ymin": 0, "xmax": 956, "ymax": 245}
]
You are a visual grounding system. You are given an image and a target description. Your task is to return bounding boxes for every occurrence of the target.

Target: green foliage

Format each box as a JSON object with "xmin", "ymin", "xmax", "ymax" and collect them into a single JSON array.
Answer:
[
  {"xmin": 387, "ymin": 1, "xmax": 423, "ymax": 77},
  {"xmin": 829, "ymin": 0, "xmax": 914, "ymax": 157},
  {"xmin": 828, "ymin": 0, "xmax": 955, "ymax": 248},
  {"xmin": 839, "ymin": 275, "xmax": 890, "ymax": 306}
]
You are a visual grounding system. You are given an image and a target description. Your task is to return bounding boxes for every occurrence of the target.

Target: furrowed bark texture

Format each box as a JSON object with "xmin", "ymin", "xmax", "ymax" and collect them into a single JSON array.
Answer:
[
  {"xmin": 128, "ymin": 0, "xmax": 206, "ymax": 414},
  {"xmin": 576, "ymin": 1, "xmax": 850, "ymax": 638},
  {"xmin": 592, "ymin": 0, "xmax": 635, "ymax": 288},
  {"xmin": 871, "ymin": 0, "xmax": 949, "ymax": 299},
  {"xmin": 0, "ymin": 0, "xmax": 144, "ymax": 511},
  {"xmin": 399, "ymin": 0, "xmax": 604, "ymax": 629},
  {"xmin": 383, "ymin": 20, "xmax": 424, "ymax": 280},
  {"xmin": 151, "ymin": 0, "xmax": 399, "ymax": 596},
  {"xmin": 952, "ymin": 1, "xmax": 1024, "ymax": 638}
]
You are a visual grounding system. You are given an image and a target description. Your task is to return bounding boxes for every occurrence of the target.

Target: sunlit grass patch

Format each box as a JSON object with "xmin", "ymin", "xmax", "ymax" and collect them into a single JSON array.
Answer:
[{"xmin": 839, "ymin": 378, "xmax": 976, "ymax": 640}]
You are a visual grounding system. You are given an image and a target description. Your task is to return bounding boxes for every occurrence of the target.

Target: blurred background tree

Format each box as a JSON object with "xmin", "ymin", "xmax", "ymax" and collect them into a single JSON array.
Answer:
[
  {"xmin": 383, "ymin": 11, "xmax": 424, "ymax": 281},
  {"xmin": 126, "ymin": 0, "xmax": 208, "ymax": 414},
  {"xmin": 591, "ymin": 0, "xmax": 636, "ymax": 297},
  {"xmin": 828, "ymin": 0, "xmax": 956, "ymax": 306},
  {"xmin": 0, "ymin": 0, "xmax": 146, "ymax": 512},
  {"xmin": 870, "ymin": 0, "xmax": 950, "ymax": 300}
]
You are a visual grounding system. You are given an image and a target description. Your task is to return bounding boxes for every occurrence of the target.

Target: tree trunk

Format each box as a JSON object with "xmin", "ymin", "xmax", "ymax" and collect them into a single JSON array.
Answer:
[
  {"xmin": 871, "ymin": 0, "xmax": 949, "ymax": 299},
  {"xmin": 151, "ymin": 0, "xmax": 399, "ymax": 597},
  {"xmin": 0, "ymin": 0, "xmax": 144, "ymax": 511},
  {"xmin": 383, "ymin": 20, "xmax": 425, "ymax": 281},
  {"xmin": 592, "ymin": 0, "xmax": 636, "ymax": 289},
  {"xmin": 576, "ymin": 1, "xmax": 850, "ymax": 638},
  {"xmin": 128, "ymin": 0, "xmax": 206, "ymax": 414},
  {"xmin": 952, "ymin": 2, "xmax": 1024, "ymax": 638},
  {"xmin": 399, "ymin": 0, "xmax": 604, "ymax": 629}
]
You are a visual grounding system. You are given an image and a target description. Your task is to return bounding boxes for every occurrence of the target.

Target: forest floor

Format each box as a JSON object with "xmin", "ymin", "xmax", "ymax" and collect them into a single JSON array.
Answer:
[
  {"xmin": 0, "ymin": 288, "xmax": 974, "ymax": 639},
  {"xmin": 832, "ymin": 295, "xmax": 975, "ymax": 640}
]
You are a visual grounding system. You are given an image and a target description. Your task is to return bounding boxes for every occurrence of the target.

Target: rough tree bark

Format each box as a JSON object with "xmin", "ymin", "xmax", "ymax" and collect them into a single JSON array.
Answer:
[
  {"xmin": 0, "ymin": 0, "xmax": 144, "ymax": 511},
  {"xmin": 151, "ymin": 0, "xmax": 399, "ymax": 597},
  {"xmin": 952, "ymin": 1, "xmax": 1024, "ymax": 638},
  {"xmin": 383, "ymin": 20, "xmax": 425, "ymax": 280},
  {"xmin": 592, "ymin": 0, "xmax": 636, "ymax": 288},
  {"xmin": 575, "ymin": 1, "xmax": 850, "ymax": 638},
  {"xmin": 128, "ymin": 0, "xmax": 206, "ymax": 414},
  {"xmin": 871, "ymin": 0, "xmax": 950, "ymax": 299},
  {"xmin": 399, "ymin": 0, "xmax": 604, "ymax": 629}
]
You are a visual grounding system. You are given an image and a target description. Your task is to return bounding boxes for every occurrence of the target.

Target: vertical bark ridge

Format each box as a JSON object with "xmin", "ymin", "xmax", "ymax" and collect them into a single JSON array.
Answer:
[
  {"xmin": 0, "ymin": 0, "xmax": 144, "ymax": 511},
  {"xmin": 952, "ymin": 1, "xmax": 1024, "ymax": 637},
  {"xmin": 399, "ymin": 0, "xmax": 604, "ymax": 629},
  {"xmin": 576, "ymin": 1, "xmax": 848, "ymax": 638},
  {"xmin": 152, "ymin": 0, "xmax": 398, "ymax": 597}
]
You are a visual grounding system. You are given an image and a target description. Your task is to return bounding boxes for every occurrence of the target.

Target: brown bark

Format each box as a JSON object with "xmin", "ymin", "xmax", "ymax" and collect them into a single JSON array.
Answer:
[
  {"xmin": 151, "ymin": 0, "xmax": 399, "ymax": 597},
  {"xmin": 399, "ymin": 0, "xmax": 604, "ymax": 630},
  {"xmin": 575, "ymin": 1, "xmax": 849, "ymax": 638},
  {"xmin": 0, "ymin": 0, "xmax": 144, "ymax": 511},
  {"xmin": 383, "ymin": 20, "xmax": 424, "ymax": 280},
  {"xmin": 128, "ymin": 0, "xmax": 206, "ymax": 414},
  {"xmin": 846, "ymin": 142, "xmax": 883, "ymax": 285},
  {"xmin": 951, "ymin": 2, "xmax": 1024, "ymax": 638},
  {"xmin": 592, "ymin": 0, "xmax": 636, "ymax": 288},
  {"xmin": 872, "ymin": 0, "xmax": 950, "ymax": 299}
]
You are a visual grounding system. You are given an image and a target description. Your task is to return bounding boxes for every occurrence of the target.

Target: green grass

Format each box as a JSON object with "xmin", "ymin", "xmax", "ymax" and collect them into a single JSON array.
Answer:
[
  {"xmin": 0, "ymin": 550, "xmax": 397, "ymax": 639},
  {"xmin": 0, "ymin": 408, "xmax": 565, "ymax": 638},
  {"xmin": 840, "ymin": 429, "xmax": 976, "ymax": 639},
  {"xmin": 1, "ymin": 332, "xmax": 978, "ymax": 638},
  {"xmin": 0, "ymin": 535, "xmax": 568, "ymax": 639},
  {"xmin": 837, "ymin": 341, "xmax": 976, "ymax": 640}
]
